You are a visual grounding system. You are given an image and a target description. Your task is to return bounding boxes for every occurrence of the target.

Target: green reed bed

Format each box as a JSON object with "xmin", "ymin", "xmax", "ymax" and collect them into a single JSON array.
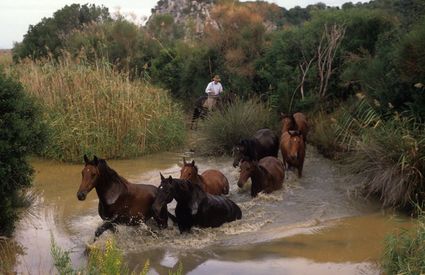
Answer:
[
  {"xmin": 11, "ymin": 55, "xmax": 185, "ymax": 162},
  {"xmin": 196, "ymin": 98, "xmax": 278, "ymax": 155},
  {"xmin": 382, "ymin": 209, "xmax": 425, "ymax": 274}
]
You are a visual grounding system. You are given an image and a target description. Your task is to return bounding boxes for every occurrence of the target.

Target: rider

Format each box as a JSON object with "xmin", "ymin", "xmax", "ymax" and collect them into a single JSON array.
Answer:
[{"xmin": 203, "ymin": 74, "xmax": 223, "ymax": 111}]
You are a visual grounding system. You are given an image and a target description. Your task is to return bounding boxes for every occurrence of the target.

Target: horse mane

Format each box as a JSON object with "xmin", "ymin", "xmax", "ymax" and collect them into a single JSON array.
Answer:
[
  {"xmin": 240, "ymin": 138, "xmax": 258, "ymax": 161},
  {"xmin": 172, "ymin": 178, "xmax": 206, "ymax": 210},
  {"xmin": 95, "ymin": 159, "xmax": 130, "ymax": 190}
]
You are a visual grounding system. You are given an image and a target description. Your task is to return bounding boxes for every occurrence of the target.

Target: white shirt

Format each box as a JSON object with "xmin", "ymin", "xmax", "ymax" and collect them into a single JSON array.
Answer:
[{"xmin": 205, "ymin": 81, "xmax": 223, "ymax": 96}]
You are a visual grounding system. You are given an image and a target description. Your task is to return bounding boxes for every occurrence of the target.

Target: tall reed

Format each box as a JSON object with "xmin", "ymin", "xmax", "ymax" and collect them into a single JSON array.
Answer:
[{"xmin": 11, "ymin": 54, "xmax": 185, "ymax": 162}]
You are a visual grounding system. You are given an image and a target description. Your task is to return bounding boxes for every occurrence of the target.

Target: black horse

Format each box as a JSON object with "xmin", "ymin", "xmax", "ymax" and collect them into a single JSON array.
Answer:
[
  {"xmin": 152, "ymin": 174, "xmax": 242, "ymax": 233},
  {"xmin": 232, "ymin": 128, "xmax": 280, "ymax": 167}
]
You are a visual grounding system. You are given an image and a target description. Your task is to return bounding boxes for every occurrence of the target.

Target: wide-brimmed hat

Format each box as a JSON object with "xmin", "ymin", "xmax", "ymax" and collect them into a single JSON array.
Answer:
[{"xmin": 213, "ymin": 75, "xmax": 221, "ymax": 81}]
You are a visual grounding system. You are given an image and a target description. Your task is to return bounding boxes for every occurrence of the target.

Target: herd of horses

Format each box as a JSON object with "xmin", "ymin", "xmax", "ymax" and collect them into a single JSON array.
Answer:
[{"xmin": 77, "ymin": 112, "xmax": 308, "ymax": 239}]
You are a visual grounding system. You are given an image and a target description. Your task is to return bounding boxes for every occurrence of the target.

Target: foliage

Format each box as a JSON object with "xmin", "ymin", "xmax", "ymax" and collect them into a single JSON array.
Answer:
[
  {"xmin": 382, "ymin": 208, "xmax": 425, "ymax": 274},
  {"xmin": 12, "ymin": 4, "xmax": 110, "ymax": 61},
  {"xmin": 335, "ymin": 99, "xmax": 425, "ymax": 208},
  {"xmin": 11, "ymin": 54, "xmax": 185, "ymax": 162},
  {"xmin": 51, "ymin": 236, "xmax": 182, "ymax": 275},
  {"xmin": 0, "ymin": 70, "xmax": 47, "ymax": 236},
  {"xmin": 196, "ymin": 98, "xmax": 277, "ymax": 155}
]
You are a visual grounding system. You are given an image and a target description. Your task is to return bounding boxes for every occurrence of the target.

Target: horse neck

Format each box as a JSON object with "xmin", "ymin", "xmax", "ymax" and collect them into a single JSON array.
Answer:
[{"xmin": 95, "ymin": 172, "xmax": 128, "ymax": 205}]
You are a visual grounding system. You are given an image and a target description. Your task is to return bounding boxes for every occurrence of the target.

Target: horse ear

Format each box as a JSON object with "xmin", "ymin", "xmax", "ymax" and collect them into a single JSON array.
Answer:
[
  {"xmin": 191, "ymin": 160, "xmax": 195, "ymax": 166},
  {"xmin": 168, "ymin": 175, "xmax": 172, "ymax": 180},
  {"xmin": 160, "ymin": 172, "xmax": 165, "ymax": 181},
  {"xmin": 183, "ymin": 157, "xmax": 187, "ymax": 165},
  {"xmin": 93, "ymin": 155, "xmax": 99, "ymax": 165},
  {"xmin": 83, "ymin": 154, "xmax": 89, "ymax": 164}
]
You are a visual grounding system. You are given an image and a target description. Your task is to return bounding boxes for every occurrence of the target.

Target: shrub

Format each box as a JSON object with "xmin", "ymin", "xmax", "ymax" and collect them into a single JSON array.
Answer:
[
  {"xmin": 11, "ymin": 54, "xmax": 185, "ymax": 162},
  {"xmin": 382, "ymin": 209, "xmax": 425, "ymax": 274},
  {"xmin": 0, "ymin": 70, "xmax": 47, "ymax": 236},
  {"xmin": 196, "ymin": 98, "xmax": 277, "ymax": 155}
]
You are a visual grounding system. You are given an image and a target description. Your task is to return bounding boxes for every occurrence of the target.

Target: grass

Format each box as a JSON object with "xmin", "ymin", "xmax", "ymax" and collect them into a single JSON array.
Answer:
[
  {"xmin": 310, "ymin": 97, "xmax": 425, "ymax": 209},
  {"xmin": 51, "ymin": 236, "xmax": 182, "ymax": 275},
  {"xmin": 0, "ymin": 238, "xmax": 22, "ymax": 274},
  {"xmin": 382, "ymin": 208, "xmax": 425, "ymax": 274},
  {"xmin": 196, "ymin": 97, "xmax": 278, "ymax": 155},
  {"xmin": 8, "ymin": 53, "xmax": 186, "ymax": 162}
]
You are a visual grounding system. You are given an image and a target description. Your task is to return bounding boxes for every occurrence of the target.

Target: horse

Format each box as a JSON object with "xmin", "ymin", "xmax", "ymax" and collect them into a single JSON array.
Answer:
[
  {"xmin": 237, "ymin": 156, "xmax": 285, "ymax": 197},
  {"xmin": 76, "ymin": 155, "xmax": 171, "ymax": 239},
  {"xmin": 152, "ymin": 174, "xmax": 242, "ymax": 233},
  {"xmin": 180, "ymin": 158, "xmax": 229, "ymax": 195},
  {"xmin": 280, "ymin": 130, "xmax": 306, "ymax": 177},
  {"xmin": 280, "ymin": 112, "xmax": 309, "ymax": 142},
  {"xmin": 190, "ymin": 92, "xmax": 237, "ymax": 130},
  {"xmin": 232, "ymin": 128, "xmax": 280, "ymax": 167}
]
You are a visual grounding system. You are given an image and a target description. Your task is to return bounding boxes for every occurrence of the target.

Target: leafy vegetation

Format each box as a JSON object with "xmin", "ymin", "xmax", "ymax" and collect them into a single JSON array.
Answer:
[
  {"xmin": 382, "ymin": 208, "xmax": 425, "ymax": 274},
  {"xmin": 9, "ymin": 54, "xmax": 185, "ymax": 162},
  {"xmin": 0, "ymin": 70, "xmax": 47, "ymax": 236},
  {"xmin": 196, "ymin": 98, "xmax": 277, "ymax": 155},
  {"xmin": 51, "ymin": 237, "xmax": 182, "ymax": 275}
]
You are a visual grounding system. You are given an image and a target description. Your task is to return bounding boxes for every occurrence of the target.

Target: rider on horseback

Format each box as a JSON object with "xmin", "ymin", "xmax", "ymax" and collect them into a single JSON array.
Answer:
[{"xmin": 203, "ymin": 75, "xmax": 223, "ymax": 111}]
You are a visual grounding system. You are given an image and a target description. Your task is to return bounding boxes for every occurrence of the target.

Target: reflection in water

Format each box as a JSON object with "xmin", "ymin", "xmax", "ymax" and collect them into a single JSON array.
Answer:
[{"xmin": 9, "ymin": 148, "xmax": 412, "ymax": 274}]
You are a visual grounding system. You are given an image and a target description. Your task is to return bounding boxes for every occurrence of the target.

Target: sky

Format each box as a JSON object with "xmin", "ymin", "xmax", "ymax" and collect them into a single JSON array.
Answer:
[{"xmin": 0, "ymin": 0, "xmax": 367, "ymax": 49}]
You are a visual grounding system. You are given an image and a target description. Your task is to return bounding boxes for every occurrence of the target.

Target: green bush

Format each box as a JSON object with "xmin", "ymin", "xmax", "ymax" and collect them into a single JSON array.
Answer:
[
  {"xmin": 196, "ymin": 98, "xmax": 277, "ymax": 155},
  {"xmin": 0, "ymin": 71, "xmax": 47, "ymax": 236},
  {"xmin": 382, "ymin": 209, "xmax": 425, "ymax": 274}
]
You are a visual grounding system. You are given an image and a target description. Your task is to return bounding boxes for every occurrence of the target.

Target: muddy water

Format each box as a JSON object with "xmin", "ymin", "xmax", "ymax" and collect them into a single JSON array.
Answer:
[{"xmin": 9, "ymin": 147, "xmax": 412, "ymax": 274}]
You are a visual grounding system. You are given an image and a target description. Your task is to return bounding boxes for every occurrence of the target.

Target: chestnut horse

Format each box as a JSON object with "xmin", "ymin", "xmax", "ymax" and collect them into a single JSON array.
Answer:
[
  {"xmin": 180, "ymin": 158, "xmax": 229, "ymax": 195},
  {"xmin": 76, "ymin": 155, "xmax": 170, "ymax": 239},
  {"xmin": 152, "ymin": 175, "xmax": 242, "ymax": 233},
  {"xmin": 281, "ymin": 112, "xmax": 309, "ymax": 142},
  {"xmin": 232, "ymin": 128, "xmax": 280, "ymax": 167},
  {"xmin": 237, "ymin": 156, "xmax": 285, "ymax": 197},
  {"xmin": 280, "ymin": 130, "xmax": 305, "ymax": 177}
]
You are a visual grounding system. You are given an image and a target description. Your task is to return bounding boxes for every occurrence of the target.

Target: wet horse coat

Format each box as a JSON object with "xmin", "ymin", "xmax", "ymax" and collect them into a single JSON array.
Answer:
[
  {"xmin": 280, "ymin": 130, "xmax": 305, "ymax": 177},
  {"xmin": 237, "ymin": 156, "xmax": 285, "ymax": 197},
  {"xmin": 76, "ymin": 155, "xmax": 169, "ymax": 238},
  {"xmin": 232, "ymin": 128, "xmax": 279, "ymax": 167},
  {"xmin": 153, "ymin": 175, "xmax": 242, "ymax": 233},
  {"xmin": 180, "ymin": 158, "xmax": 229, "ymax": 195}
]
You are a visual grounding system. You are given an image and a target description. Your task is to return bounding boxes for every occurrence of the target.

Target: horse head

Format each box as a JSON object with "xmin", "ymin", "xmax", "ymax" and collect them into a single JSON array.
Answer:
[
  {"xmin": 152, "ymin": 173, "xmax": 176, "ymax": 218},
  {"xmin": 237, "ymin": 160, "xmax": 257, "ymax": 188},
  {"xmin": 180, "ymin": 158, "xmax": 198, "ymax": 181},
  {"xmin": 286, "ymin": 130, "xmax": 304, "ymax": 161},
  {"xmin": 77, "ymin": 154, "xmax": 100, "ymax": 201}
]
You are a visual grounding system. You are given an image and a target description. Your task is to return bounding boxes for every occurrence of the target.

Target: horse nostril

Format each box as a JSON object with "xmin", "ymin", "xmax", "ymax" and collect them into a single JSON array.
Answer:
[{"xmin": 77, "ymin": 192, "xmax": 86, "ymax": 201}]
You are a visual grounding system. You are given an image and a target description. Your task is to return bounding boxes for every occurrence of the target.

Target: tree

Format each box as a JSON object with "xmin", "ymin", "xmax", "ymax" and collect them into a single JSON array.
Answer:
[{"xmin": 0, "ymin": 71, "xmax": 47, "ymax": 236}]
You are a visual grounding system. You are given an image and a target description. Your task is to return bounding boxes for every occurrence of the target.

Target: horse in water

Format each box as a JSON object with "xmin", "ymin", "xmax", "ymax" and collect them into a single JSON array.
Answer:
[
  {"xmin": 280, "ymin": 112, "xmax": 309, "ymax": 142},
  {"xmin": 237, "ymin": 156, "xmax": 285, "ymax": 197},
  {"xmin": 152, "ymin": 175, "xmax": 242, "ymax": 233},
  {"xmin": 76, "ymin": 155, "xmax": 170, "ymax": 239},
  {"xmin": 232, "ymin": 128, "xmax": 279, "ymax": 167},
  {"xmin": 280, "ymin": 130, "xmax": 305, "ymax": 177},
  {"xmin": 180, "ymin": 158, "xmax": 229, "ymax": 195}
]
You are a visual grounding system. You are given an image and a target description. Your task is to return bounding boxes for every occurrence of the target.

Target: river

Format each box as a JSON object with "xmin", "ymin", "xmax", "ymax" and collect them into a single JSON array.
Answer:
[{"xmin": 4, "ymin": 146, "xmax": 412, "ymax": 274}]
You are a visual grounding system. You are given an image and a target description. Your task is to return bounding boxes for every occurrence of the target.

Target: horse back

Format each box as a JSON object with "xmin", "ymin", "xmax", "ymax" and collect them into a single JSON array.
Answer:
[
  {"xmin": 294, "ymin": 112, "xmax": 309, "ymax": 139},
  {"xmin": 196, "ymin": 195, "xmax": 242, "ymax": 228},
  {"xmin": 259, "ymin": 156, "xmax": 285, "ymax": 191},
  {"xmin": 253, "ymin": 128, "xmax": 279, "ymax": 158},
  {"xmin": 200, "ymin": 169, "xmax": 230, "ymax": 195}
]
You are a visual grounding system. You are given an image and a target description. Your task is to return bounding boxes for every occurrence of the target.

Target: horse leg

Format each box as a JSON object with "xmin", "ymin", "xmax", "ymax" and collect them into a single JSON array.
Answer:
[
  {"xmin": 191, "ymin": 108, "xmax": 200, "ymax": 130},
  {"xmin": 94, "ymin": 221, "xmax": 116, "ymax": 240}
]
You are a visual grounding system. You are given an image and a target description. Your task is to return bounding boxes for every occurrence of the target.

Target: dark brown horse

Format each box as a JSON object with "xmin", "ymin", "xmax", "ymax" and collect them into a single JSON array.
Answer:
[
  {"xmin": 281, "ymin": 112, "xmax": 309, "ymax": 142},
  {"xmin": 152, "ymin": 175, "xmax": 242, "ymax": 233},
  {"xmin": 280, "ymin": 130, "xmax": 305, "ymax": 177},
  {"xmin": 232, "ymin": 128, "xmax": 280, "ymax": 167},
  {"xmin": 237, "ymin": 156, "xmax": 285, "ymax": 197},
  {"xmin": 180, "ymin": 158, "xmax": 229, "ymax": 195},
  {"xmin": 76, "ymin": 155, "xmax": 170, "ymax": 239}
]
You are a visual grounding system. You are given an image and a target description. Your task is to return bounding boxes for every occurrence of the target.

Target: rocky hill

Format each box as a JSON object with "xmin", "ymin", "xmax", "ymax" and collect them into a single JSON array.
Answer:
[{"xmin": 148, "ymin": 0, "xmax": 284, "ymax": 37}]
